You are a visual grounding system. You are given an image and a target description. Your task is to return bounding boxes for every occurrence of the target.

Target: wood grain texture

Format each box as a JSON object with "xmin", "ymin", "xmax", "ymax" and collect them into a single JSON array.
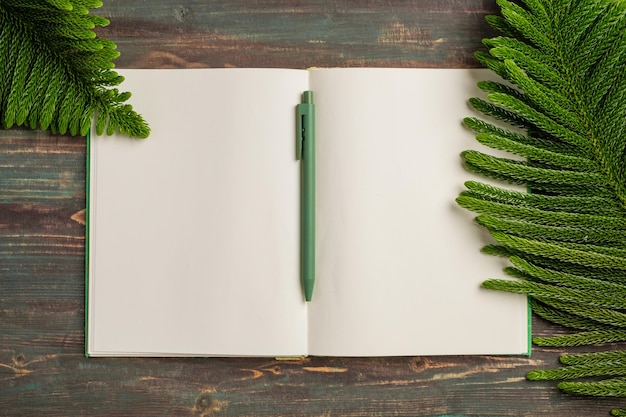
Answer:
[
  {"xmin": 96, "ymin": 0, "xmax": 499, "ymax": 69},
  {"xmin": 2, "ymin": 1, "xmax": 626, "ymax": 416}
]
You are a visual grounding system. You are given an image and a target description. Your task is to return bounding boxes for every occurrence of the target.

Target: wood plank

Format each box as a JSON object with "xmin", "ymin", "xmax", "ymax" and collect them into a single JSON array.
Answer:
[{"xmin": 96, "ymin": 0, "xmax": 499, "ymax": 69}]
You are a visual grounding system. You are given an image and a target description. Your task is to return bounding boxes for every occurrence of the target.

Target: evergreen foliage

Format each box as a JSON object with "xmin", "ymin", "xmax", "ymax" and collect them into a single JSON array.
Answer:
[
  {"xmin": 0, "ymin": 0, "xmax": 149, "ymax": 138},
  {"xmin": 458, "ymin": 0, "xmax": 626, "ymax": 413}
]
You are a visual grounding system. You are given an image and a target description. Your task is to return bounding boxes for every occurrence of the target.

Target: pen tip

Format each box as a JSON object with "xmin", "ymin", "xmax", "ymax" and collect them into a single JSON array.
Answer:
[{"xmin": 304, "ymin": 281, "xmax": 314, "ymax": 302}]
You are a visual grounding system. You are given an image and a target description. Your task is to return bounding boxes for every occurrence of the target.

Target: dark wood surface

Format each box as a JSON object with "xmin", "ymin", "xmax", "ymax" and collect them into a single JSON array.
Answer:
[{"xmin": 2, "ymin": 1, "xmax": 625, "ymax": 415}]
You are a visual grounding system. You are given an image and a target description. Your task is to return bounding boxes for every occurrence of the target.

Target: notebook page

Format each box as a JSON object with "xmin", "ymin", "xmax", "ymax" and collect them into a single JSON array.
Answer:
[
  {"xmin": 308, "ymin": 68, "xmax": 529, "ymax": 356},
  {"xmin": 88, "ymin": 69, "xmax": 307, "ymax": 356}
]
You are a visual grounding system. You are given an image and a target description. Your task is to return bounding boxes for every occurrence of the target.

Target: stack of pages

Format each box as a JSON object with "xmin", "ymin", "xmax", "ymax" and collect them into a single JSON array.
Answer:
[{"xmin": 86, "ymin": 68, "xmax": 529, "ymax": 357}]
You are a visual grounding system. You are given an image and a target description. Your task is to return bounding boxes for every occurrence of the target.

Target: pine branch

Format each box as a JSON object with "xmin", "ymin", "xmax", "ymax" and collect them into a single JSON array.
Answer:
[
  {"xmin": 461, "ymin": 180, "xmax": 624, "ymax": 215},
  {"xmin": 457, "ymin": 195, "xmax": 626, "ymax": 229},
  {"xmin": 528, "ymin": 362, "xmax": 626, "ymax": 381},
  {"xmin": 483, "ymin": 279, "xmax": 626, "ymax": 310},
  {"xmin": 479, "ymin": 215, "xmax": 626, "ymax": 244},
  {"xmin": 459, "ymin": 1, "xmax": 626, "ymax": 413},
  {"xmin": 560, "ymin": 350, "xmax": 626, "ymax": 366},
  {"xmin": 511, "ymin": 257, "xmax": 626, "ymax": 293},
  {"xmin": 533, "ymin": 330, "xmax": 626, "ymax": 347},
  {"xmin": 558, "ymin": 377, "xmax": 626, "ymax": 397},
  {"xmin": 462, "ymin": 150, "xmax": 605, "ymax": 186},
  {"xmin": 531, "ymin": 296, "xmax": 626, "ymax": 346},
  {"xmin": 0, "ymin": 0, "xmax": 149, "ymax": 137},
  {"xmin": 473, "ymin": 132, "xmax": 599, "ymax": 172}
]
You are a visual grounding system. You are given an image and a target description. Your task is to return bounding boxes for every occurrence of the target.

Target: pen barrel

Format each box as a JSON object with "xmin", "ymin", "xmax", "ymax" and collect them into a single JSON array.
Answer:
[{"xmin": 301, "ymin": 101, "xmax": 315, "ymax": 302}]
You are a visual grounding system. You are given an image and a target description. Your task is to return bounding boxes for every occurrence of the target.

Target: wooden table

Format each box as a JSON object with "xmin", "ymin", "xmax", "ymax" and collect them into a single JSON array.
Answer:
[{"xmin": 2, "ymin": 1, "xmax": 624, "ymax": 415}]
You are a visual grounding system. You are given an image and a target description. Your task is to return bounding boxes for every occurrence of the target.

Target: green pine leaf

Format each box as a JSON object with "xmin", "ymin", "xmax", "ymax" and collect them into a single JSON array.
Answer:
[
  {"xmin": 459, "ymin": 1, "xmax": 626, "ymax": 412},
  {"xmin": 0, "ymin": 1, "xmax": 149, "ymax": 138},
  {"xmin": 558, "ymin": 377, "xmax": 626, "ymax": 397}
]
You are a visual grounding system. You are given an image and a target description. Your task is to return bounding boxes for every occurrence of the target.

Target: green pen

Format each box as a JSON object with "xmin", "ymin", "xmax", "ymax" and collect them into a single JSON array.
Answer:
[{"xmin": 296, "ymin": 91, "xmax": 315, "ymax": 302}]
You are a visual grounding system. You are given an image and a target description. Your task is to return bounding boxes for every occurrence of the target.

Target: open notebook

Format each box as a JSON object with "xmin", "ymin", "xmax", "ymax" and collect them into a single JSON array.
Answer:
[{"xmin": 86, "ymin": 68, "xmax": 529, "ymax": 357}]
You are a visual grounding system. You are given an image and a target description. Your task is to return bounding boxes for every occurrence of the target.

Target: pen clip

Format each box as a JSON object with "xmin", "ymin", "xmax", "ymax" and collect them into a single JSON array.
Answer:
[
  {"xmin": 296, "ymin": 104, "xmax": 305, "ymax": 160},
  {"xmin": 296, "ymin": 91, "xmax": 314, "ymax": 160}
]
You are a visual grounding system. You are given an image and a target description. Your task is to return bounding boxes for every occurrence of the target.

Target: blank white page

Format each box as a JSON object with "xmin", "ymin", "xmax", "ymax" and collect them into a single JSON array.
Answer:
[
  {"xmin": 88, "ymin": 69, "xmax": 308, "ymax": 356},
  {"xmin": 308, "ymin": 68, "xmax": 529, "ymax": 356}
]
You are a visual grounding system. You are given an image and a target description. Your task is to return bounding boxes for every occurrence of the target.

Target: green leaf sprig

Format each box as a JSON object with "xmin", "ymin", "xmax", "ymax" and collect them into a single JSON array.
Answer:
[
  {"xmin": 458, "ymin": 0, "xmax": 626, "ymax": 414},
  {"xmin": 0, "ymin": 0, "xmax": 149, "ymax": 138}
]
